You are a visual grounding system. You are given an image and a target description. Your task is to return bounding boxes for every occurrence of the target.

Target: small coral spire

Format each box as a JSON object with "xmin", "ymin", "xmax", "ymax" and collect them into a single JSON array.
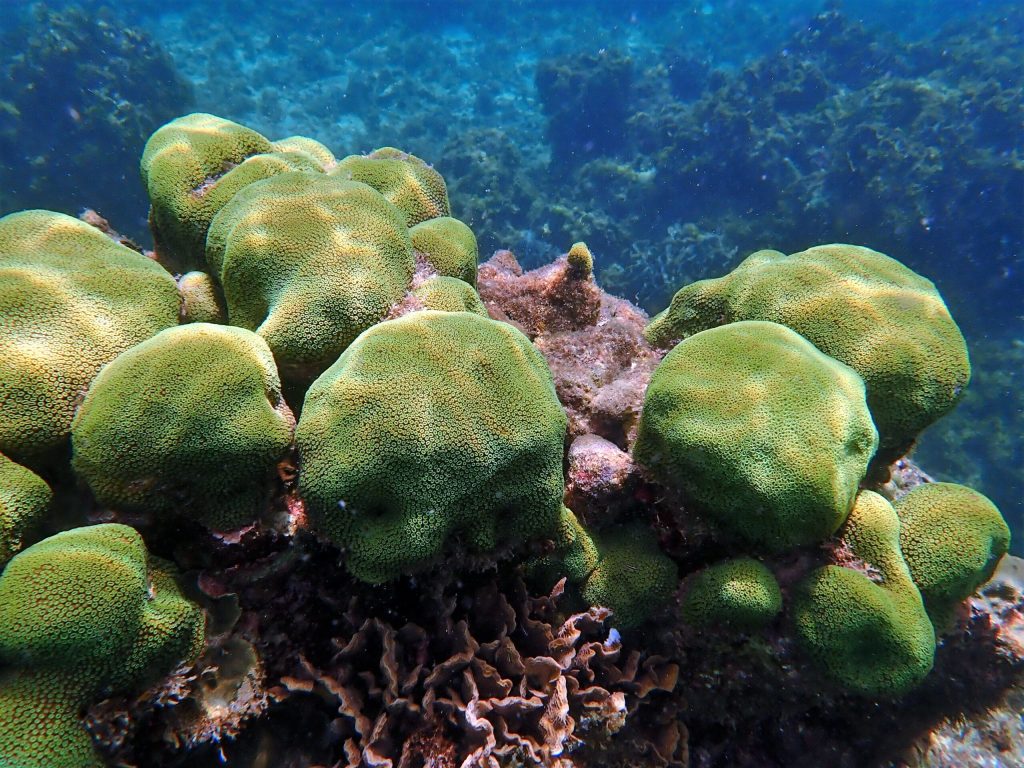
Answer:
[{"xmin": 566, "ymin": 241, "xmax": 594, "ymax": 279}]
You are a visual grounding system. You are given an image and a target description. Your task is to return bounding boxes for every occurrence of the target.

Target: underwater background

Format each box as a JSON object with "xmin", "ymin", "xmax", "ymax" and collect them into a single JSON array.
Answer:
[
  {"xmin": 0, "ymin": 2, "xmax": 1022, "ymax": 767},
  {"xmin": 1, "ymin": 0, "xmax": 1020, "ymax": 549}
]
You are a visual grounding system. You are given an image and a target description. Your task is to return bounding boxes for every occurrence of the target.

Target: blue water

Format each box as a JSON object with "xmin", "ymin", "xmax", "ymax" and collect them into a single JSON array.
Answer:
[{"xmin": 0, "ymin": 3, "xmax": 1021, "ymax": 763}]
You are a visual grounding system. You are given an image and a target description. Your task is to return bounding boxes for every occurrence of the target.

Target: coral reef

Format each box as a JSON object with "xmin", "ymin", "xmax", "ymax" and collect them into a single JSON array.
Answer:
[
  {"xmin": 896, "ymin": 483, "xmax": 1011, "ymax": 626},
  {"xmin": 296, "ymin": 310, "xmax": 567, "ymax": 583},
  {"xmin": 409, "ymin": 215, "xmax": 480, "ymax": 286},
  {"xmin": 793, "ymin": 491, "xmax": 936, "ymax": 697},
  {"xmin": 645, "ymin": 244, "xmax": 971, "ymax": 462},
  {"xmin": 535, "ymin": 48, "xmax": 634, "ymax": 167},
  {"xmin": 680, "ymin": 557, "xmax": 782, "ymax": 632},
  {"xmin": 333, "ymin": 147, "xmax": 451, "ymax": 227},
  {"xmin": 0, "ymin": 453, "xmax": 52, "ymax": 565},
  {"xmin": 207, "ymin": 171, "xmax": 415, "ymax": 383},
  {"xmin": 0, "ymin": 524, "xmax": 204, "ymax": 767},
  {"xmin": 0, "ymin": 209, "xmax": 180, "ymax": 466},
  {"xmin": 0, "ymin": 111, "xmax": 1018, "ymax": 768},
  {"xmin": 636, "ymin": 320, "xmax": 878, "ymax": 550},
  {"xmin": 70, "ymin": 324, "xmax": 295, "ymax": 532}
]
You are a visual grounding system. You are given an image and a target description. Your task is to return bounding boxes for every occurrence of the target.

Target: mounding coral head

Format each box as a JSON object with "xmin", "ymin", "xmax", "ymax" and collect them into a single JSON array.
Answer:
[
  {"xmin": 635, "ymin": 320, "xmax": 878, "ymax": 550},
  {"xmin": 205, "ymin": 170, "xmax": 415, "ymax": 383},
  {"xmin": 0, "ymin": 209, "xmax": 179, "ymax": 466},
  {"xmin": 71, "ymin": 323, "xmax": 295, "ymax": 532},
  {"xmin": 409, "ymin": 215, "xmax": 479, "ymax": 286},
  {"xmin": 332, "ymin": 146, "xmax": 451, "ymax": 227},
  {"xmin": 0, "ymin": 453, "xmax": 52, "ymax": 565},
  {"xmin": 296, "ymin": 310, "xmax": 567, "ymax": 583},
  {"xmin": 0, "ymin": 523, "xmax": 204, "ymax": 766},
  {"xmin": 681, "ymin": 557, "xmax": 782, "ymax": 632},
  {"xmin": 896, "ymin": 482, "xmax": 1010, "ymax": 626},
  {"xmin": 645, "ymin": 244, "xmax": 970, "ymax": 460},
  {"xmin": 793, "ymin": 491, "xmax": 935, "ymax": 697}
]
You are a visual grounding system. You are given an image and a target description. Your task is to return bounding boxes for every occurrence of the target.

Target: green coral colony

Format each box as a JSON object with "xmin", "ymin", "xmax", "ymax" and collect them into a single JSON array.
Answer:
[{"xmin": 0, "ymin": 112, "xmax": 1011, "ymax": 762}]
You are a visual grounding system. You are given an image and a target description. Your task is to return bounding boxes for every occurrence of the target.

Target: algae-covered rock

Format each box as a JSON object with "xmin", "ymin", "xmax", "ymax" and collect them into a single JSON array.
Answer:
[{"xmin": 634, "ymin": 320, "xmax": 878, "ymax": 550}]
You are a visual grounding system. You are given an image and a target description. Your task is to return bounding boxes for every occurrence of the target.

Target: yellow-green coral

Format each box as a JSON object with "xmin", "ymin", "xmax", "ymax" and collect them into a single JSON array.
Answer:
[
  {"xmin": 71, "ymin": 324, "xmax": 294, "ymax": 531},
  {"xmin": 645, "ymin": 244, "xmax": 970, "ymax": 456},
  {"xmin": 272, "ymin": 135, "xmax": 338, "ymax": 169},
  {"xmin": 581, "ymin": 523, "xmax": 678, "ymax": 629},
  {"xmin": 409, "ymin": 215, "xmax": 479, "ymax": 285},
  {"xmin": 206, "ymin": 171, "xmax": 415, "ymax": 383},
  {"xmin": 115, "ymin": 557, "xmax": 207, "ymax": 690},
  {"xmin": 0, "ymin": 524, "xmax": 204, "ymax": 680},
  {"xmin": 0, "ymin": 524, "xmax": 205, "ymax": 766},
  {"xmin": 177, "ymin": 270, "xmax": 226, "ymax": 324},
  {"xmin": 794, "ymin": 491, "xmax": 935, "ymax": 696},
  {"xmin": 141, "ymin": 113, "xmax": 275, "ymax": 269},
  {"xmin": 296, "ymin": 310, "xmax": 567, "ymax": 583},
  {"xmin": 634, "ymin": 320, "xmax": 878, "ymax": 550},
  {"xmin": 0, "ymin": 669, "xmax": 102, "ymax": 768},
  {"xmin": 0, "ymin": 453, "xmax": 51, "ymax": 565},
  {"xmin": 332, "ymin": 147, "xmax": 451, "ymax": 226},
  {"xmin": 896, "ymin": 482, "xmax": 1010, "ymax": 625},
  {"xmin": 566, "ymin": 241, "xmax": 594, "ymax": 278},
  {"xmin": 681, "ymin": 557, "xmax": 782, "ymax": 631},
  {"xmin": 525, "ymin": 505, "xmax": 601, "ymax": 591},
  {"xmin": 412, "ymin": 276, "xmax": 488, "ymax": 316},
  {"xmin": 0, "ymin": 210, "xmax": 180, "ymax": 465}
]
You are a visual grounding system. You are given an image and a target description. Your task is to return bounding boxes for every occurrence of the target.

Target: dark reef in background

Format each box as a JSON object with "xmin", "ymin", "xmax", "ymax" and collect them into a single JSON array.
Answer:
[
  {"xmin": 536, "ymin": 49, "xmax": 634, "ymax": 168},
  {"xmin": 0, "ymin": 5, "xmax": 193, "ymax": 239},
  {"xmin": 533, "ymin": 9, "xmax": 1023, "ymax": 332}
]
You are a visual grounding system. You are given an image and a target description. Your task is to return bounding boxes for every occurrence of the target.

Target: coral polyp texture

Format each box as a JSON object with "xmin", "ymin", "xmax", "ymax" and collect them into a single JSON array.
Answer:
[
  {"xmin": 408, "ymin": 214, "xmax": 479, "ymax": 285},
  {"xmin": 0, "ymin": 110, "xmax": 1018, "ymax": 767},
  {"xmin": 645, "ymin": 244, "xmax": 971, "ymax": 460},
  {"xmin": 0, "ymin": 524, "xmax": 204, "ymax": 767},
  {"xmin": 896, "ymin": 482, "xmax": 1011, "ymax": 625},
  {"xmin": 206, "ymin": 171, "xmax": 415, "ymax": 382},
  {"xmin": 0, "ymin": 209, "xmax": 180, "ymax": 465},
  {"xmin": 71, "ymin": 323, "xmax": 295, "ymax": 531},
  {"xmin": 579, "ymin": 523, "xmax": 678, "ymax": 630},
  {"xmin": 793, "ymin": 491, "xmax": 936, "ymax": 696},
  {"xmin": 411, "ymin": 274, "xmax": 489, "ymax": 315},
  {"xmin": 332, "ymin": 146, "xmax": 451, "ymax": 226},
  {"xmin": 296, "ymin": 310, "xmax": 567, "ymax": 583},
  {"xmin": 140, "ymin": 113, "xmax": 275, "ymax": 269},
  {"xmin": 176, "ymin": 270, "xmax": 226, "ymax": 324},
  {"xmin": 0, "ymin": 453, "xmax": 52, "ymax": 565},
  {"xmin": 634, "ymin": 320, "xmax": 878, "ymax": 550},
  {"xmin": 681, "ymin": 557, "xmax": 782, "ymax": 632}
]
